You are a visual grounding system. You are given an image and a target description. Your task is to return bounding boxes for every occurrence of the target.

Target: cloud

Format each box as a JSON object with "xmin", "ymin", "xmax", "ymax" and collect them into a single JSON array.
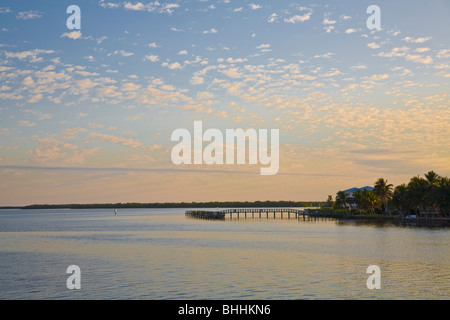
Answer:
[
  {"xmin": 143, "ymin": 54, "xmax": 159, "ymax": 62},
  {"xmin": 17, "ymin": 120, "xmax": 35, "ymax": 127},
  {"xmin": 30, "ymin": 137, "xmax": 100, "ymax": 166},
  {"xmin": 190, "ymin": 75, "xmax": 204, "ymax": 85},
  {"xmin": 324, "ymin": 25, "xmax": 335, "ymax": 33},
  {"xmin": 99, "ymin": 1, "xmax": 120, "ymax": 9},
  {"xmin": 124, "ymin": 2, "xmax": 145, "ymax": 11},
  {"xmin": 319, "ymin": 69, "xmax": 341, "ymax": 77},
  {"xmin": 415, "ymin": 48, "xmax": 430, "ymax": 53},
  {"xmin": 369, "ymin": 74, "xmax": 389, "ymax": 81},
  {"xmin": 377, "ymin": 46, "xmax": 409, "ymax": 58},
  {"xmin": 125, "ymin": 114, "xmax": 142, "ymax": 121},
  {"xmin": 28, "ymin": 93, "xmax": 43, "ymax": 103},
  {"xmin": 220, "ymin": 67, "xmax": 242, "ymax": 78},
  {"xmin": 249, "ymin": 4, "xmax": 262, "ymax": 10},
  {"xmin": 61, "ymin": 128, "xmax": 87, "ymax": 135},
  {"xmin": 434, "ymin": 64, "xmax": 450, "ymax": 70},
  {"xmin": 113, "ymin": 50, "xmax": 135, "ymax": 57},
  {"xmin": 437, "ymin": 49, "xmax": 450, "ymax": 59},
  {"xmin": 121, "ymin": 82, "xmax": 141, "ymax": 91},
  {"xmin": 405, "ymin": 54, "xmax": 433, "ymax": 64},
  {"xmin": 323, "ymin": 18, "xmax": 335, "ymax": 25},
  {"xmin": 76, "ymin": 78, "xmax": 98, "ymax": 90},
  {"xmin": 38, "ymin": 114, "xmax": 52, "ymax": 120},
  {"xmin": 203, "ymin": 28, "xmax": 218, "ymax": 34},
  {"xmin": 351, "ymin": 65, "xmax": 367, "ymax": 70},
  {"xmin": 197, "ymin": 91, "xmax": 215, "ymax": 100},
  {"xmin": 226, "ymin": 57, "xmax": 247, "ymax": 63},
  {"xmin": 0, "ymin": 128, "xmax": 10, "ymax": 135},
  {"xmin": 284, "ymin": 13, "xmax": 311, "ymax": 24},
  {"xmin": 268, "ymin": 13, "xmax": 278, "ymax": 23},
  {"xmin": 256, "ymin": 43, "xmax": 270, "ymax": 50},
  {"xmin": 161, "ymin": 61, "xmax": 182, "ymax": 70},
  {"xmin": 367, "ymin": 42, "xmax": 380, "ymax": 49},
  {"xmin": 403, "ymin": 36, "xmax": 431, "ymax": 43},
  {"xmin": 61, "ymin": 31, "xmax": 82, "ymax": 40},
  {"xmin": 4, "ymin": 49, "xmax": 55, "ymax": 62},
  {"xmin": 222, "ymin": 81, "xmax": 243, "ymax": 95},
  {"xmin": 345, "ymin": 28, "xmax": 357, "ymax": 34},
  {"xmin": 313, "ymin": 52, "xmax": 335, "ymax": 59},
  {"xmin": 89, "ymin": 132, "xmax": 143, "ymax": 148},
  {"xmin": 123, "ymin": 2, "xmax": 180, "ymax": 14},
  {"xmin": 16, "ymin": 11, "xmax": 43, "ymax": 20},
  {"xmin": 23, "ymin": 76, "xmax": 35, "ymax": 87}
]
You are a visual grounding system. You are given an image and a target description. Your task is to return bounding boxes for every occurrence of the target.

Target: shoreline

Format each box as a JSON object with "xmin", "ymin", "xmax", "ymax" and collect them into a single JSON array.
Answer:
[{"xmin": 2, "ymin": 200, "xmax": 324, "ymax": 210}]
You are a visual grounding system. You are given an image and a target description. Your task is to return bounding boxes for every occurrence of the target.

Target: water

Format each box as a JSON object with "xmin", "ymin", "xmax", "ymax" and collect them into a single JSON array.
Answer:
[{"xmin": 0, "ymin": 208, "xmax": 448, "ymax": 300}]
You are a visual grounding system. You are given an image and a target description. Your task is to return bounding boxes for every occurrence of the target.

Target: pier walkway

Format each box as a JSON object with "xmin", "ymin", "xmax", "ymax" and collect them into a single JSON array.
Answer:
[{"xmin": 185, "ymin": 208, "xmax": 310, "ymax": 220}]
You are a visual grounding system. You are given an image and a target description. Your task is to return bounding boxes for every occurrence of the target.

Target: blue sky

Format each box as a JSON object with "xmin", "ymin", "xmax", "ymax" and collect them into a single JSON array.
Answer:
[{"xmin": 1, "ymin": 1, "xmax": 449, "ymax": 205}]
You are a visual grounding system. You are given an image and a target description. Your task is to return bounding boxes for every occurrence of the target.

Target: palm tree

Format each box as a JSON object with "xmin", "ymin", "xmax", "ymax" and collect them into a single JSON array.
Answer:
[
  {"xmin": 374, "ymin": 178, "xmax": 393, "ymax": 215},
  {"xmin": 392, "ymin": 184, "xmax": 409, "ymax": 216},
  {"xmin": 363, "ymin": 189, "xmax": 381, "ymax": 214},
  {"xmin": 436, "ymin": 177, "xmax": 450, "ymax": 217},
  {"xmin": 354, "ymin": 189, "xmax": 365, "ymax": 214},
  {"xmin": 325, "ymin": 195, "xmax": 334, "ymax": 208},
  {"xmin": 335, "ymin": 191, "xmax": 347, "ymax": 210},
  {"xmin": 424, "ymin": 171, "xmax": 440, "ymax": 216},
  {"xmin": 424, "ymin": 171, "xmax": 440, "ymax": 186},
  {"xmin": 407, "ymin": 176, "xmax": 428, "ymax": 217}
]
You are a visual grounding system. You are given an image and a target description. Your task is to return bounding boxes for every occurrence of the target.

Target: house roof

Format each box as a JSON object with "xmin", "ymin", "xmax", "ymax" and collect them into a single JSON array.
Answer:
[{"xmin": 343, "ymin": 186, "xmax": 374, "ymax": 193}]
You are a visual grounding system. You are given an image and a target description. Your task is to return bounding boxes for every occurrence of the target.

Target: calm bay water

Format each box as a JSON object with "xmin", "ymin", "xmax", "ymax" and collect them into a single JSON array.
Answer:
[{"xmin": 0, "ymin": 208, "xmax": 448, "ymax": 300}]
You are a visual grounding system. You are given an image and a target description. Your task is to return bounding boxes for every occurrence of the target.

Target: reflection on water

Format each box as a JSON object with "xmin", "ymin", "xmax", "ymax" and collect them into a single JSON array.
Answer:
[{"xmin": 0, "ymin": 208, "xmax": 448, "ymax": 299}]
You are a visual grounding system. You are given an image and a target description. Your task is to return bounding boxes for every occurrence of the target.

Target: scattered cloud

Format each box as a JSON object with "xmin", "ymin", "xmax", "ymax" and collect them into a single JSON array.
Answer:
[
  {"xmin": 89, "ymin": 132, "xmax": 143, "ymax": 148},
  {"xmin": 4, "ymin": 49, "xmax": 55, "ymax": 62},
  {"xmin": 203, "ymin": 28, "xmax": 218, "ymax": 34},
  {"xmin": 123, "ymin": 2, "xmax": 180, "ymax": 14},
  {"xmin": 112, "ymin": 50, "xmax": 135, "ymax": 57},
  {"xmin": 16, "ymin": 11, "xmax": 43, "ymax": 20},
  {"xmin": 284, "ymin": 13, "xmax": 312, "ymax": 24},
  {"xmin": 367, "ymin": 42, "xmax": 380, "ymax": 49},
  {"xmin": 143, "ymin": 54, "xmax": 159, "ymax": 62},
  {"xmin": 405, "ymin": 54, "xmax": 433, "ymax": 64},
  {"xmin": 61, "ymin": 31, "xmax": 82, "ymax": 40},
  {"xmin": 403, "ymin": 36, "xmax": 431, "ymax": 43},
  {"xmin": 0, "ymin": 7, "xmax": 12, "ymax": 13},
  {"xmin": 161, "ymin": 61, "xmax": 182, "ymax": 70},
  {"xmin": 249, "ymin": 4, "xmax": 262, "ymax": 10}
]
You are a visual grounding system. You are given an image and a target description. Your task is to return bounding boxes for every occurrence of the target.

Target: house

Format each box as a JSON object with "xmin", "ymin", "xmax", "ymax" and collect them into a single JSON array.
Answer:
[{"xmin": 343, "ymin": 186, "xmax": 374, "ymax": 209}]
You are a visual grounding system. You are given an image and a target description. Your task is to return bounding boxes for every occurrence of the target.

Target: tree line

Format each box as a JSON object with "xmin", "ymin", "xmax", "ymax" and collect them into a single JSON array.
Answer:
[
  {"xmin": 329, "ymin": 171, "xmax": 450, "ymax": 218},
  {"xmin": 22, "ymin": 200, "xmax": 323, "ymax": 210}
]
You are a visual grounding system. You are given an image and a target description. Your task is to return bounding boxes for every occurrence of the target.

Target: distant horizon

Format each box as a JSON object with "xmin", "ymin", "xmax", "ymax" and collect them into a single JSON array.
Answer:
[{"xmin": 3, "ymin": 199, "xmax": 325, "ymax": 209}]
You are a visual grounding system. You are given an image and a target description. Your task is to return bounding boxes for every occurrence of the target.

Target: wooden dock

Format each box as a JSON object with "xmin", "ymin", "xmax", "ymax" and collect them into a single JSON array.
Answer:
[{"xmin": 186, "ymin": 208, "xmax": 309, "ymax": 220}]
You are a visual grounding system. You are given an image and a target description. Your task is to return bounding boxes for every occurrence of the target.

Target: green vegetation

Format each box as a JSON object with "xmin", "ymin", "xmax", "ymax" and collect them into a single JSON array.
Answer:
[{"xmin": 332, "ymin": 171, "xmax": 450, "ymax": 218}]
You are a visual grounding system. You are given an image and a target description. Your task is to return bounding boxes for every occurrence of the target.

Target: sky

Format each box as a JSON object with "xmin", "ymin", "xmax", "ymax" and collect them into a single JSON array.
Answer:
[{"xmin": 0, "ymin": 0, "xmax": 449, "ymax": 206}]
